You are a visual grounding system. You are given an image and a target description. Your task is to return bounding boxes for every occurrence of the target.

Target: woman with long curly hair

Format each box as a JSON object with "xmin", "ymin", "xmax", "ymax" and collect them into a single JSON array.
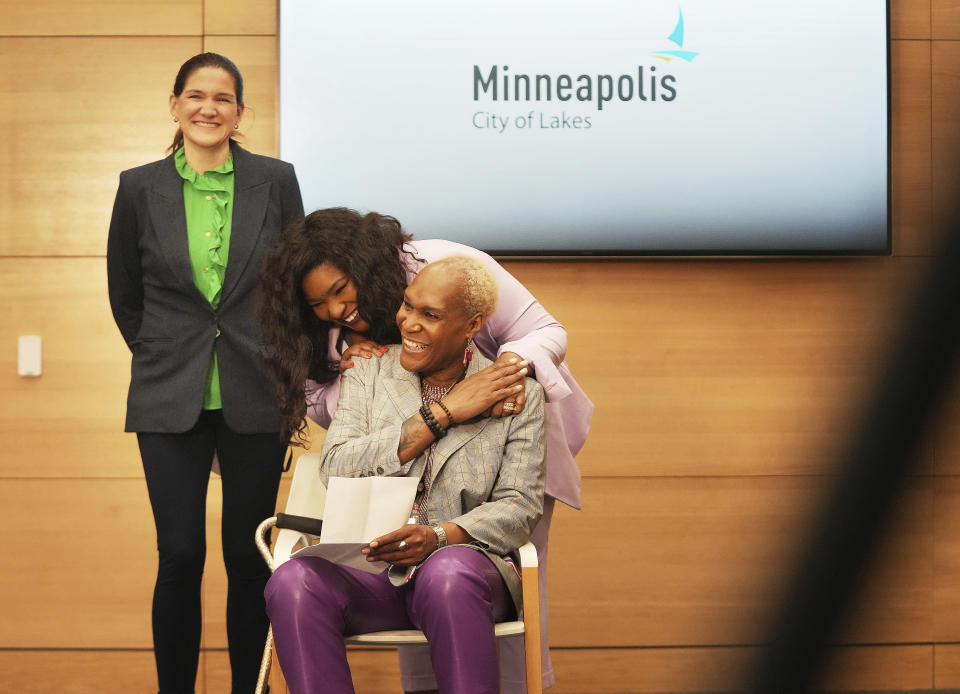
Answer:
[{"xmin": 258, "ymin": 207, "xmax": 592, "ymax": 693}]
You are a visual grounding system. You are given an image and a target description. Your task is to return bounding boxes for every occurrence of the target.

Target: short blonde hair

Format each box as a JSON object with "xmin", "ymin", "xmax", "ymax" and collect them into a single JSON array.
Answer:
[{"xmin": 427, "ymin": 254, "xmax": 499, "ymax": 320}]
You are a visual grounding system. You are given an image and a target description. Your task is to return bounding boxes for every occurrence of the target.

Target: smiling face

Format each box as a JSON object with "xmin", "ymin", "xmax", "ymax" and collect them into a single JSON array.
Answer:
[
  {"xmin": 396, "ymin": 264, "xmax": 482, "ymax": 384},
  {"xmin": 169, "ymin": 66, "xmax": 244, "ymax": 160},
  {"xmin": 301, "ymin": 261, "xmax": 371, "ymax": 335}
]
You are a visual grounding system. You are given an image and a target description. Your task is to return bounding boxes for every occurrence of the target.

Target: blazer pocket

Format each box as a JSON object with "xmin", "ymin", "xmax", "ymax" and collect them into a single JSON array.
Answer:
[{"xmin": 131, "ymin": 336, "xmax": 175, "ymax": 362}]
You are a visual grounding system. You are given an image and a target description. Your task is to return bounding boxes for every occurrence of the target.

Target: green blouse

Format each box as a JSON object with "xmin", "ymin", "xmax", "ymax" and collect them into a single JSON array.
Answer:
[{"xmin": 174, "ymin": 147, "xmax": 235, "ymax": 410}]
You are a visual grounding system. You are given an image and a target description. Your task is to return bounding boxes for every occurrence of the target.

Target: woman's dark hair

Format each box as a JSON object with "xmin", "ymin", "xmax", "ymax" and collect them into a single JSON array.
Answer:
[
  {"xmin": 259, "ymin": 207, "xmax": 418, "ymax": 442},
  {"xmin": 168, "ymin": 52, "xmax": 245, "ymax": 153}
]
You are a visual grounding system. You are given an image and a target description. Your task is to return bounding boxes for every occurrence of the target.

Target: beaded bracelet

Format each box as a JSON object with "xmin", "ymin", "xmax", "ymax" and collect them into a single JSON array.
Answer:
[
  {"xmin": 419, "ymin": 404, "xmax": 447, "ymax": 439},
  {"xmin": 435, "ymin": 400, "xmax": 456, "ymax": 426}
]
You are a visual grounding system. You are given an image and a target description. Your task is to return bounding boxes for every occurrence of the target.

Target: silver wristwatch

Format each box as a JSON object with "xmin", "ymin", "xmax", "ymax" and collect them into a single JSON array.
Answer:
[{"xmin": 431, "ymin": 524, "xmax": 448, "ymax": 549}]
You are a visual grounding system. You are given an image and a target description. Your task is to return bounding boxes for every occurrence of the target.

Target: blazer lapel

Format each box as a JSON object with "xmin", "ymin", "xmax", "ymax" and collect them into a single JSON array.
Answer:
[
  {"xmin": 379, "ymin": 352, "xmax": 496, "ymax": 479},
  {"xmin": 147, "ymin": 155, "xmax": 209, "ymax": 308},
  {"xmin": 427, "ymin": 353, "xmax": 495, "ymax": 481},
  {"xmin": 222, "ymin": 145, "xmax": 270, "ymax": 303},
  {"xmin": 381, "ymin": 356, "xmax": 423, "ymax": 423}
]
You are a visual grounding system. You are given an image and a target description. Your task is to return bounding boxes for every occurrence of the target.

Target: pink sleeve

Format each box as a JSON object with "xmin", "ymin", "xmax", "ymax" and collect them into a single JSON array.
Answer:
[
  {"xmin": 304, "ymin": 325, "xmax": 345, "ymax": 428},
  {"xmin": 411, "ymin": 240, "xmax": 571, "ymax": 401},
  {"xmin": 305, "ymin": 376, "xmax": 341, "ymax": 429},
  {"xmin": 479, "ymin": 262, "xmax": 572, "ymax": 401}
]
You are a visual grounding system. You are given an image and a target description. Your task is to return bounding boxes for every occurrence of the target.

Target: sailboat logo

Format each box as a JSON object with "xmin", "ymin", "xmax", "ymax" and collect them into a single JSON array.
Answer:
[{"xmin": 652, "ymin": 7, "xmax": 699, "ymax": 62}]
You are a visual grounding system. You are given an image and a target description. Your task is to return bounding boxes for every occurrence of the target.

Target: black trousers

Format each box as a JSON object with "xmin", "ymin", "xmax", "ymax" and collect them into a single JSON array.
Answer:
[{"xmin": 138, "ymin": 410, "xmax": 286, "ymax": 694}]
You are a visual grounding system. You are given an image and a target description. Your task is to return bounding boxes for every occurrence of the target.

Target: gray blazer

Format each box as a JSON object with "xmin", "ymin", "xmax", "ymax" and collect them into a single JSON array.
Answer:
[
  {"xmin": 107, "ymin": 143, "xmax": 303, "ymax": 434},
  {"xmin": 319, "ymin": 349, "xmax": 546, "ymax": 610}
]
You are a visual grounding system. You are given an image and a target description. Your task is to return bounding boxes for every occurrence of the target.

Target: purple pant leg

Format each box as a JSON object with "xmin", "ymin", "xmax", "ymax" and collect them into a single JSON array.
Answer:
[
  {"xmin": 399, "ymin": 498, "xmax": 556, "ymax": 693},
  {"xmin": 405, "ymin": 547, "xmax": 514, "ymax": 694},
  {"xmin": 264, "ymin": 557, "xmax": 412, "ymax": 694}
]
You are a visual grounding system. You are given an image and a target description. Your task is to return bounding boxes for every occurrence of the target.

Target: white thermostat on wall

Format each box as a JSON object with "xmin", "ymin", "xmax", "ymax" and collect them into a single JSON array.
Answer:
[{"xmin": 18, "ymin": 335, "xmax": 42, "ymax": 377}]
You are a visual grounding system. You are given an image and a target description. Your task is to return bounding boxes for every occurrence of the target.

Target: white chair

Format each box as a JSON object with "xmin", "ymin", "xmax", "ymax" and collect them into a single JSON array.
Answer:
[{"xmin": 254, "ymin": 452, "xmax": 543, "ymax": 694}]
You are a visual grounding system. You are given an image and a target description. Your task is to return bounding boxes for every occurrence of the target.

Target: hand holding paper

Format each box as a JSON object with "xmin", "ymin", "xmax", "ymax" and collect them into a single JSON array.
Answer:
[{"xmin": 291, "ymin": 476, "xmax": 418, "ymax": 573}]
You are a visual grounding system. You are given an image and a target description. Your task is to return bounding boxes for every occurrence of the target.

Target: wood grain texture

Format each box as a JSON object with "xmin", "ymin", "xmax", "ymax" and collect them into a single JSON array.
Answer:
[
  {"xmin": 0, "ymin": 37, "xmax": 201, "ymax": 256},
  {"xmin": 0, "ymin": 0, "xmax": 201, "ymax": 36},
  {"xmin": 935, "ymin": 476, "xmax": 960, "ymax": 641},
  {"xmin": 891, "ymin": 39, "xmax": 933, "ymax": 256},
  {"xmin": 893, "ymin": 0, "xmax": 932, "ymax": 39},
  {"xmin": 549, "ymin": 645, "xmax": 933, "ymax": 693},
  {"xmin": 932, "ymin": 0, "xmax": 960, "ymax": 38},
  {"xmin": 0, "ymin": 645, "xmax": 933, "ymax": 694},
  {"xmin": 547, "ymin": 477, "xmax": 930, "ymax": 648},
  {"xmin": 205, "ymin": 646, "xmax": 402, "ymax": 693},
  {"xmin": 203, "ymin": 36, "xmax": 279, "ymax": 157},
  {"xmin": 503, "ymin": 258, "xmax": 918, "ymax": 478},
  {"xmin": 935, "ymin": 643, "xmax": 960, "ymax": 688},
  {"xmin": 932, "ymin": 40, "xmax": 960, "ymax": 233},
  {"xmin": 0, "ymin": 259, "xmax": 139, "ymax": 478},
  {"xmin": 0, "ymin": 651, "xmax": 159, "ymax": 694},
  {"xmin": 0, "ymin": 479, "xmax": 155, "ymax": 648},
  {"xmin": 204, "ymin": 0, "xmax": 277, "ymax": 36}
]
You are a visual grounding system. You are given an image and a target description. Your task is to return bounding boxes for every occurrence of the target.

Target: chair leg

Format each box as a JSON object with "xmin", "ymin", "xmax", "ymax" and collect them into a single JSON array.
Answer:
[
  {"xmin": 255, "ymin": 626, "xmax": 274, "ymax": 694},
  {"xmin": 521, "ymin": 564, "xmax": 543, "ymax": 694}
]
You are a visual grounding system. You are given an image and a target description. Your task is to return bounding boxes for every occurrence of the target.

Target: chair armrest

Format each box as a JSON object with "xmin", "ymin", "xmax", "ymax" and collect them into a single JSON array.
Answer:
[
  {"xmin": 517, "ymin": 540, "xmax": 538, "ymax": 568},
  {"xmin": 255, "ymin": 517, "xmax": 278, "ymax": 569}
]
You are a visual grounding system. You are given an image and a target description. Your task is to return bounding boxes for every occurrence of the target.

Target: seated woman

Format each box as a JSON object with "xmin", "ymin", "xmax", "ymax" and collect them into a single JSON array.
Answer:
[{"xmin": 264, "ymin": 255, "xmax": 546, "ymax": 694}]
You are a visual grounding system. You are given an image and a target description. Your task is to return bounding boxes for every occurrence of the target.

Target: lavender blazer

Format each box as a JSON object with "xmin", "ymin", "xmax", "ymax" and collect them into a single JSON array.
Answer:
[
  {"xmin": 307, "ymin": 239, "xmax": 592, "ymax": 509},
  {"xmin": 318, "ymin": 349, "xmax": 545, "ymax": 610}
]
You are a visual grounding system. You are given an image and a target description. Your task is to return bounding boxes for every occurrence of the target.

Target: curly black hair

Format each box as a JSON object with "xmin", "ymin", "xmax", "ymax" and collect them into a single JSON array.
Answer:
[{"xmin": 258, "ymin": 207, "xmax": 419, "ymax": 442}]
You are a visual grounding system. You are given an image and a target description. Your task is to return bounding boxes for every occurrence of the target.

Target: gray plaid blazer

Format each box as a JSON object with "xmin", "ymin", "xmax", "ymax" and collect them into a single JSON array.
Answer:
[{"xmin": 319, "ymin": 349, "xmax": 545, "ymax": 609}]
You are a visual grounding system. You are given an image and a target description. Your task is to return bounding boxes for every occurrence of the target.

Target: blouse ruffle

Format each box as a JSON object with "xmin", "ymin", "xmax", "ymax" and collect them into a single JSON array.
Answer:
[{"xmin": 175, "ymin": 147, "xmax": 234, "ymax": 307}]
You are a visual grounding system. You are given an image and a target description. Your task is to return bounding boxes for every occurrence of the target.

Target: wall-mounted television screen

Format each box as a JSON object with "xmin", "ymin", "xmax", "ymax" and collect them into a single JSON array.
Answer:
[{"xmin": 279, "ymin": 0, "xmax": 889, "ymax": 256}]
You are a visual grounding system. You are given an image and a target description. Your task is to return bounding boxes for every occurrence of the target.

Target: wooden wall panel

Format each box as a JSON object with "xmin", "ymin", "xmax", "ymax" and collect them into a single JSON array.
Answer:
[
  {"xmin": 0, "ymin": 651, "xmax": 159, "ymax": 694},
  {"xmin": 0, "ymin": 259, "xmax": 138, "ymax": 478},
  {"xmin": 0, "ymin": 0, "xmax": 201, "ymax": 36},
  {"xmin": 932, "ymin": 40, "xmax": 960, "ymax": 232},
  {"xmin": 504, "ymin": 259, "xmax": 912, "ymax": 479},
  {"xmin": 549, "ymin": 645, "xmax": 934, "ymax": 693},
  {"xmin": 548, "ymin": 477, "xmax": 932, "ymax": 648},
  {"xmin": 932, "ymin": 0, "xmax": 960, "ymax": 38},
  {"xmin": 203, "ymin": 36, "xmax": 279, "ymax": 157},
  {"xmin": 205, "ymin": 0, "xmax": 277, "ymax": 36},
  {"xmin": 0, "ymin": 37, "xmax": 202, "ymax": 257},
  {"xmin": 892, "ymin": 0, "xmax": 932, "ymax": 39},
  {"xmin": 891, "ymin": 39, "xmax": 933, "ymax": 256},
  {"xmin": 0, "ymin": 645, "xmax": 936, "ymax": 694},
  {"xmin": 935, "ymin": 476, "xmax": 960, "ymax": 641},
  {"xmin": 931, "ymin": 371, "xmax": 960, "ymax": 475},
  {"xmin": 0, "ymin": 479, "xmax": 154, "ymax": 648},
  {"xmin": 935, "ymin": 643, "xmax": 960, "ymax": 688},
  {"xmin": 205, "ymin": 647, "xmax": 405, "ymax": 693},
  {"xmin": 202, "ymin": 645, "xmax": 936, "ymax": 694}
]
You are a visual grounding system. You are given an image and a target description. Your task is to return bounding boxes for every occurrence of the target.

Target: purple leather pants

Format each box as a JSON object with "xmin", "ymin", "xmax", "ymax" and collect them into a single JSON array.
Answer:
[{"xmin": 265, "ymin": 546, "xmax": 514, "ymax": 694}]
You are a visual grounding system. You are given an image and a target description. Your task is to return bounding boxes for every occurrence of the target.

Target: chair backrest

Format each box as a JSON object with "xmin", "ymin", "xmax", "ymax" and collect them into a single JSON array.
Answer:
[{"xmin": 273, "ymin": 452, "xmax": 327, "ymax": 569}]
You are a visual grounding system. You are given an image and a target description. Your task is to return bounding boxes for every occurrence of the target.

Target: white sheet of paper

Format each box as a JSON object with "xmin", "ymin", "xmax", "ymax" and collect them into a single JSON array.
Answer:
[{"xmin": 291, "ymin": 476, "xmax": 418, "ymax": 574}]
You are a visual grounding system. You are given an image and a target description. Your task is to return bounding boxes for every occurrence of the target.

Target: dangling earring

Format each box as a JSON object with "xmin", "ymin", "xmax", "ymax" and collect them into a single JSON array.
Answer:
[
  {"xmin": 234, "ymin": 123, "xmax": 240, "ymax": 130},
  {"xmin": 463, "ymin": 340, "xmax": 474, "ymax": 365}
]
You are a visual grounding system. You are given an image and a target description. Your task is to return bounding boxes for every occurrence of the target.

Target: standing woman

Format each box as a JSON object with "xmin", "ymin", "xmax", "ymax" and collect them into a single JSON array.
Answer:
[
  {"xmin": 258, "ymin": 208, "xmax": 592, "ymax": 692},
  {"xmin": 107, "ymin": 53, "xmax": 304, "ymax": 694}
]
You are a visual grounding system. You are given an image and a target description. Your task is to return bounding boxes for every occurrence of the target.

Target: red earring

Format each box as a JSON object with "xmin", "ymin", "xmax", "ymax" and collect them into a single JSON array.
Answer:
[{"xmin": 463, "ymin": 342, "xmax": 473, "ymax": 365}]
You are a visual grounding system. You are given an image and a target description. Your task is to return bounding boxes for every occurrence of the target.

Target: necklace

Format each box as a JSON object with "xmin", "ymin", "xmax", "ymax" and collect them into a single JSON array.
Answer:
[{"xmin": 419, "ymin": 367, "xmax": 467, "ymax": 405}]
